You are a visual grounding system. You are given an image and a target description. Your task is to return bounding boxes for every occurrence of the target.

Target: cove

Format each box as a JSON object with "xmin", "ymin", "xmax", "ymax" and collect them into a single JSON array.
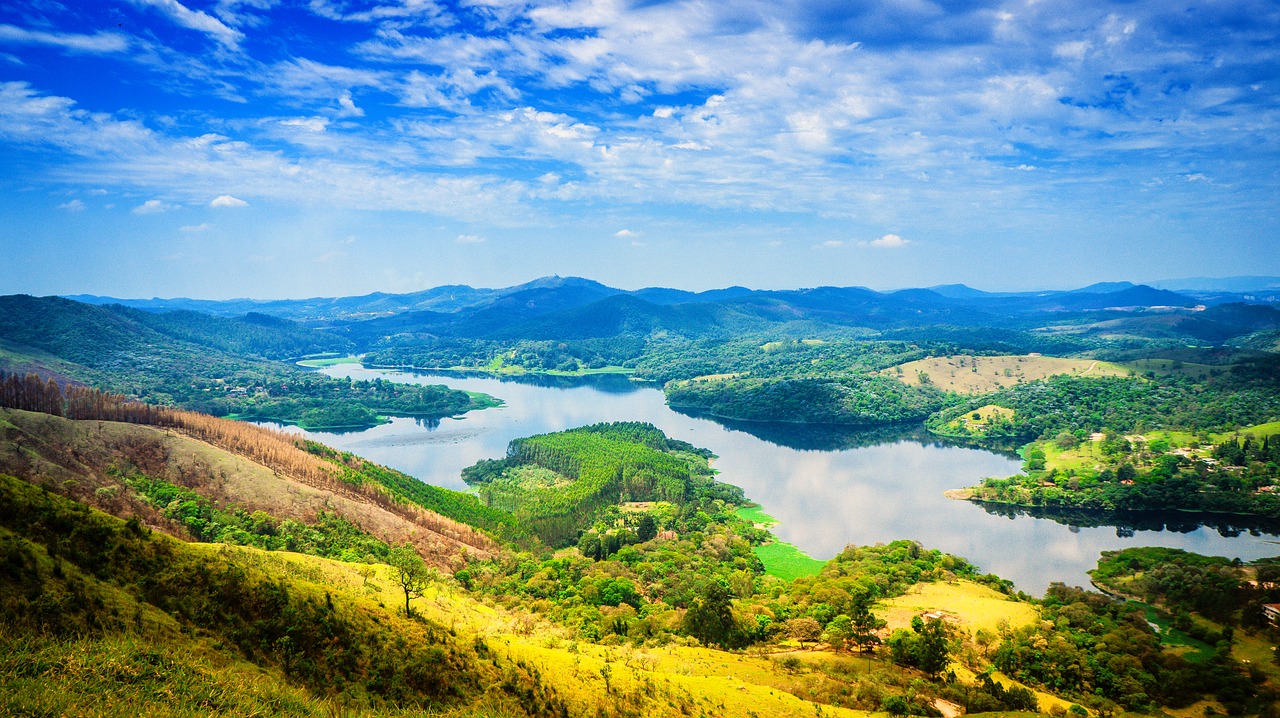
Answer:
[{"xmin": 274, "ymin": 365, "xmax": 1280, "ymax": 595}]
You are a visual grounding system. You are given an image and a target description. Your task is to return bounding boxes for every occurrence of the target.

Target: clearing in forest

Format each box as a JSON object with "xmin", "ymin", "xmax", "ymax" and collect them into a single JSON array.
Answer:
[{"xmin": 884, "ymin": 355, "xmax": 1131, "ymax": 395}]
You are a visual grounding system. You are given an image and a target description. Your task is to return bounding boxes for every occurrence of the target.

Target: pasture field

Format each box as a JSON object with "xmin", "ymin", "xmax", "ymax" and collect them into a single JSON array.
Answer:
[
  {"xmin": 879, "ymin": 580, "xmax": 1039, "ymax": 636},
  {"xmin": 885, "ymin": 355, "xmax": 1131, "ymax": 395}
]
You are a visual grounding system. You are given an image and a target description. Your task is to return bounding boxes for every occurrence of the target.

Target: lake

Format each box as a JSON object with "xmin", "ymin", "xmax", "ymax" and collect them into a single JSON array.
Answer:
[{"xmin": 278, "ymin": 365, "xmax": 1280, "ymax": 594}]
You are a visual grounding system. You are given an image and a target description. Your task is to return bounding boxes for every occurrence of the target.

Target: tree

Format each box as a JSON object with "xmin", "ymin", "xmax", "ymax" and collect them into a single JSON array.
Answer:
[
  {"xmin": 389, "ymin": 542, "xmax": 433, "ymax": 616},
  {"xmin": 787, "ymin": 617, "xmax": 822, "ymax": 648},
  {"xmin": 823, "ymin": 614, "xmax": 853, "ymax": 651},
  {"xmin": 849, "ymin": 594, "xmax": 887, "ymax": 667},
  {"xmin": 683, "ymin": 579, "xmax": 741, "ymax": 648},
  {"xmin": 637, "ymin": 513, "xmax": 657, "ymax": 542},
  {"xmin": 888, "ymin": 616, "xmax": 951, "ymax": 679}
]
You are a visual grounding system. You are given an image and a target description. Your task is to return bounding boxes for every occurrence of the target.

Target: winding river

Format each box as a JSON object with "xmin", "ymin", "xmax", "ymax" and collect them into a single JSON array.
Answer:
[{"xmin": 276, "ymin": 365, "xmax": 1280, "ymax": 595}]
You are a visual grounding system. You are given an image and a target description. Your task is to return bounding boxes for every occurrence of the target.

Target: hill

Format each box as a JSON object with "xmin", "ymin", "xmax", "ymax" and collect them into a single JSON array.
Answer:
[
  {"xmin": 885, "ymin": 355, "xmax": 1132, "ymax": 395},
  {"xmin": 0, "ymin": 406, "xmax": 510, "ymax": 566},
  {"xmin": 0, "ymin": 296, "xmax": 496, "ymax": 430}
]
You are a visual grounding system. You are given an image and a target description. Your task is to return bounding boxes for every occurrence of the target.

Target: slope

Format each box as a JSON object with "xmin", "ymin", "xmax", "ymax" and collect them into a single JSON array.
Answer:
[{"xmin": 0, "ymin": 406, "xmax": 510, "ymax": 567}]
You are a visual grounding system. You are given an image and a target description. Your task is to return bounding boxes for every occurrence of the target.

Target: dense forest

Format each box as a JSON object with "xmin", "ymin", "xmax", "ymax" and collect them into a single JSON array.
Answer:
[{"xmin": 0, "ymin": 296, "xmax": 497, "ymax": 430}]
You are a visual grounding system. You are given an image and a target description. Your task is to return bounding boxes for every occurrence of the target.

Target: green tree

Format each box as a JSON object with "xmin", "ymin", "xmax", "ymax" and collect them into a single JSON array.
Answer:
[
  {"xmin": 849, "ymin": 594, "xmax": 887, "ymax": 666},
  {"xmin": 823, "ymin": 614, "xmax": 853, "ymax": 651},
  {"xmin": 683, "ymin": 579, "xmax": 741, "ymax": 648},
  {"xmin": 388, "ymin": 542, "xmax": 433, "ymax": 616},
  {"xmin": 787, "ymin": 617, "xmax": 822, "ymax": 648},
  {"xmin": 888, "ymin": 616, "xmax": 951, "ymax": 679},
  {"xmin": 637, "ymin": 513, "xmax": 657, "ymax": 542}
]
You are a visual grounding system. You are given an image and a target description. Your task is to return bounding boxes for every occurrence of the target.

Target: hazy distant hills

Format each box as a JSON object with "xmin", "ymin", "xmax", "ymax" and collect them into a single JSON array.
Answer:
[
  {"xmin": 65, "ymin": 275, "xmax": 1277, "ymax": 324},
  {"xmin": 27, "ymin": 275, "xmax": 1280, "ymax": 354}
]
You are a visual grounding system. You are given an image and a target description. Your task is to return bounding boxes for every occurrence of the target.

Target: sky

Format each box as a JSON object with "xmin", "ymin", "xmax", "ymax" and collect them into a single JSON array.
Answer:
[{"xmin": 0, "ymin": 0, "xmax": 1277, "ymax": 299}]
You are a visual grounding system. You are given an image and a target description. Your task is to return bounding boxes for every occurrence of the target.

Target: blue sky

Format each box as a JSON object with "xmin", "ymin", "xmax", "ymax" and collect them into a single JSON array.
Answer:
[{"xmin": 0, "ymin": 0, "xmax": 1277, "ymax": 298}]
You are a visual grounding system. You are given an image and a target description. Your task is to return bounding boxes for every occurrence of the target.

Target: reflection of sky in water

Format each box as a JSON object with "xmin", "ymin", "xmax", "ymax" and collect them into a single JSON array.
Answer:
[{"xmin": 275, "ymin": 365, "xmax": 1280, "ymax": 595}]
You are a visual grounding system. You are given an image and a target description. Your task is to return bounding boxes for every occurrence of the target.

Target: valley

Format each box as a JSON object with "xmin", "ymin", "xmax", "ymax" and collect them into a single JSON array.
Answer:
[{"xmin": 2, "ymin": 277, "xmax": 1279, "ymax": 717}]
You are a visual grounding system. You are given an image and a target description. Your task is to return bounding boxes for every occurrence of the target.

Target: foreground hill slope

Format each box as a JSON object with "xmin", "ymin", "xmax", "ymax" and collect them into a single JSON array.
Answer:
[
  {"xmin": 0, "ymin": 407, "xmax": 504, "ymax": 567},
  {"xmin": 0, "ymin": 472, "xmax": 891, "ymax": 717}
]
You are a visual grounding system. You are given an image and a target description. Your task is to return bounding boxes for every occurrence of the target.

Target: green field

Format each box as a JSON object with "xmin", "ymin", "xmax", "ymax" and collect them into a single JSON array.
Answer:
[
  {"xmin": 736, "ymin": 506, "xmax": 823, "ymax": 580},
  {"xmin": 734, "ymin": 504, "xmax": 778, "ymax": 527},
  {"xmin": 753, "ymin": 542, "xmax": 826, "ymax": 581},
  {"xmin": 296, "ymin": 355, "xmax": 362, "ymax": 367},
  {"xmin": 1134, "ymin": 602, "xmax": 1216, "ymax": 662}
]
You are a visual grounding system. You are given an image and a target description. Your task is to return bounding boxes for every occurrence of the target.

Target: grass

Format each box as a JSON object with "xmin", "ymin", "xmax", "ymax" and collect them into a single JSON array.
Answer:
[
  {"xmin": 886, "ymin": 355, "xmax": 1131, "ymax": 395},
  {"xmin": 296, "ymin": 355, "xmax": 362, "ymax": 367},
  {"xmin": 1027, "ymin": 418, "xmax": 1280, "ymax": 477},
  {"xmin": 734, "ymin": 506, "xmax": 826, "ymax": 580},
  {"xmin": 1132, "ymin": 602, "xmax": 1216, "ymax": 662},
  {"xmin": 879, "ymin": 580, "xmax": 1039, "ymax": 636},
  {"xmin": 735, "ymin": 504, "xmax": 779, "ymax": 527},
  {"xmin": 754, "ymin": 542, "xmax": 826, "ymax": 581},
  {"xmin": 946, "ymin": 404, "xmax": 1016, "ymax": 434}
]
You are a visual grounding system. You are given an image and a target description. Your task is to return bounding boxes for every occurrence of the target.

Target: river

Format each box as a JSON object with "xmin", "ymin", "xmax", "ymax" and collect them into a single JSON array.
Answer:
[{"xmin": 276, "ymin": 365, "xmax": 1280, "ymax": 595}]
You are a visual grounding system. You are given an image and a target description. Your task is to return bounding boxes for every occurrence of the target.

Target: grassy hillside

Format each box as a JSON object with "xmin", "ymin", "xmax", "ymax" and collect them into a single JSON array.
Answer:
[
  {"xmin": 0, "ymin": 407, "xmax": 515, "ymax": 567},
  {"xmin": 0, "ymin": 471, "xmax": 932, "ymax": 718},
  {"xmin": 0, "ymin": 473, "xmax": 565, "ymax": 717},
  {"xmin": 886, "ymin": 354, "xmax": 1132, "ymax": 395}
]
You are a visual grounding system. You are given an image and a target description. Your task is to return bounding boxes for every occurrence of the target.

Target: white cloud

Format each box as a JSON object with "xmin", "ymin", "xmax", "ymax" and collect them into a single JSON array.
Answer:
[
  {"xmin": 0, "ymin": 25, "xmax": 129, "ymax": 53},
  {"xmin": 132, "ymin": 199, "xmax": 172, "ymax": 214},
  {"xmin": 210, "ymin": 194, "xmax": 248, "ymax": 207},
  {"xmin": 455, "ymin": 233, "xmax": 485, "ymax": 243},
  {"xmin": 180, "ymin": 222, "xmax": 212, "ymax": 232},
  {"xmin": 820, "ymin": 239, "xmax": 845, "ymax": 248},
  {"xmin": 336, "ymin": 90, "xmax": 364, "ymax": 118},
  {"xmin": 57, "ymin": 199, "xmax": 85, "ymax": 212},
  {"xmin": 868, "ymin": 234, "xmax": 909, "ymax": 249},
  {"xmin": 613, "ymin": 229, "xmax": 638, "ymax": 237},
  {"xmin": 128, "ymin": 0, "xmax": 244, "ymax": 47}
]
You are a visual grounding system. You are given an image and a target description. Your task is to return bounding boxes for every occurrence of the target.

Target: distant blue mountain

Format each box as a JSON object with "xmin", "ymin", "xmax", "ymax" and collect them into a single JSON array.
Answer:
[{"xmin": 1148, "ymin": 276, "xmax": 1280, "ymax": 293}]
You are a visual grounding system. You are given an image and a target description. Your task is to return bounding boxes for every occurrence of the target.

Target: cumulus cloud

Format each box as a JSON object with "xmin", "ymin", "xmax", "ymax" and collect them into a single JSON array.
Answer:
[
  {"xmin": 613, "ymin": 229, "xmax": 638, "ymax": 237},
  {"xmin": 868, "ymin": 234, "xmax": 909, "ymax": 249},
  {"xmin": 210, "ymin": 194, "xmax": 248, "ymax": 207},
  {"xmin": 132, "ymin": 199, "xmax": 172, "ymax": 214},
  {"xmin": 336, "ymin": 90, "xmax": 364, "ymax": 117},
  {"xmin": 57, "ymin": 199, "xmax": 85, "ymax": 212},
  {"xmin": 455, "ymin": 233, "xmax": 485, "ymax": 244}
]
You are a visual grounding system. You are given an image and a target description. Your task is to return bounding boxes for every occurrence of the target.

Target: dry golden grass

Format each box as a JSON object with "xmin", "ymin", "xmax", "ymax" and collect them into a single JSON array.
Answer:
[
  {"xmin": 885, "ymin": 355, "xmax": 1131, "ymax": 395},
  {"xmin": 879, "ymin": 580, "xmax": 1039, "ymax": 636}
]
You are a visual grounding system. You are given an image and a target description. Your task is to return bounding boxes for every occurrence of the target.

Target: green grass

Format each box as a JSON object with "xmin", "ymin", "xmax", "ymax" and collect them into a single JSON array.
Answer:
[
  {"xmin": 296, "ymin": 355, "xmax": 362, "ymax": 367},
  {"xmin": 465, "ymin": 390, "xmax": 505, "ymax": 408},
  {"xmin": 754, "ymin": 542, "xmax": 825, "ymax": 581},
  {"xmin": 739, "ymin": 506, "xmax": 824, "ymax": 579},
  {"xmin": 1133, "ymin": 602, "xmax": 1216, "ymax": 662},
  {"xmin": 544, "ymin": 365, "xmax": 634, "ymax": 376},
  {"xmin": 735, "ymin": 505, "xmax": 778, "ymax": 527}
]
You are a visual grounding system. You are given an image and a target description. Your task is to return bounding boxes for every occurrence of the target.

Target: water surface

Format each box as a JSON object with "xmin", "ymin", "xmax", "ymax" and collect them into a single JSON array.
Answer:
[{"xmin": 276, "ymin": 365, "xmax": 1280, "ymax": 594}]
